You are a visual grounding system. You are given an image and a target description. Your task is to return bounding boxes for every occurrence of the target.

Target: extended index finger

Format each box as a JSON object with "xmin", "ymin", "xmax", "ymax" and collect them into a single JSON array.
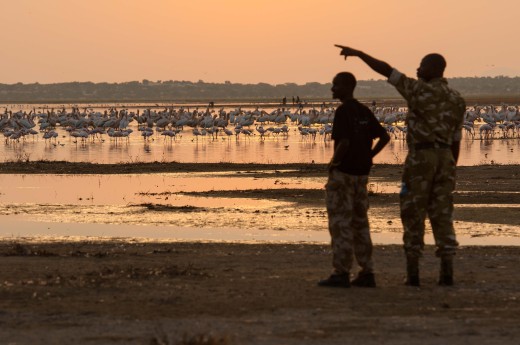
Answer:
[{"xmin": 334, "ymin": 44, "xmax": 346, "ymax": 49}]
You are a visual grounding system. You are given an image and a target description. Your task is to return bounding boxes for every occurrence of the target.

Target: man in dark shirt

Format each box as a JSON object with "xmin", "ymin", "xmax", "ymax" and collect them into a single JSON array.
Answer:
[{"xmin": 318, "ymin": 72, "xmax": 390, "ymax": 288}]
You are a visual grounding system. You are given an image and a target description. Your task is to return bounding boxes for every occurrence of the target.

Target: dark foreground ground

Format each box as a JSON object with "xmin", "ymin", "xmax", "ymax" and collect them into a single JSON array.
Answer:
[{"xmin": 0, "ymin": 241, "xmax": 518, "ymax": 345}]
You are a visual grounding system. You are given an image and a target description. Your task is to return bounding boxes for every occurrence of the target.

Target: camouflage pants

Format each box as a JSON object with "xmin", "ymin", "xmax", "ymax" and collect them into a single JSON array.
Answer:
[
  {"xmin": 400, "ymin": 149, "xmax": 459, "ymax": 258},
  {"xmin": 326, "ymin": 169, "xmax": 374, "ymax": 274}
]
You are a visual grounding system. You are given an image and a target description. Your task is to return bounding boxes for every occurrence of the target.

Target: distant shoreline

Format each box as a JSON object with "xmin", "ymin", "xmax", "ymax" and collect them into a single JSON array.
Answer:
[
  {"xmin": 1, "ymin": 161, "xmax": 519, "ymax": 175},
  {"xmin": 1, "ymin": 76, "xmax": 519, "ymax": 105},
  {"xmin": 2, "ymin": 95, "xmax": 520, "ymax": 106}
]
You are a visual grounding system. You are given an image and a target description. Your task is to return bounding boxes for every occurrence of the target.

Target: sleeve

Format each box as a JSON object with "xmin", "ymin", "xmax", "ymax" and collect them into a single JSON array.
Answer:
[
  {"xmin": 452, "ymin": 97, "xmax": 466, "ymax": 142},
  {"xmin": 387, "ymin": 68, "xmax": 418, "ymax": 103},
  {"xmin": 368, "ymin": 111, "xmax": 387, "ymax": 140},
  {"xmin": 331, "ymin": 106, "xmax": 350, "ymax": 141}
]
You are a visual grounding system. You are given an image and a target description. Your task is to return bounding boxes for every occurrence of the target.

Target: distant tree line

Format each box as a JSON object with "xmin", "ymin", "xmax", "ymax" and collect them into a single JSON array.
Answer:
[{"xmin": 0, "ymin": 76, "xmax": 519, "ymax": 103}]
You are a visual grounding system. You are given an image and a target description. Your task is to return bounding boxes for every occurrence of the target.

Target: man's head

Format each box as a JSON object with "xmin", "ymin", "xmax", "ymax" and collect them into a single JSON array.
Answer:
[
  {"xmin": 331, "ymin": 72, "xmax": 356, "ymax": 101},
  {"xmin": 417, "ymin": 53, "xmax": 446, "ymax": 81}
]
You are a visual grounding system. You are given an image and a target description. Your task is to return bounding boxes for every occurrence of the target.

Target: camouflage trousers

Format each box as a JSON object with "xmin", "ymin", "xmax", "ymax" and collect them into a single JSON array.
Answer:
[
  {"xmin": 400, "ymin": 148, "xmax": 459, "ymax": 258},
  {"xmin": 325, "ymin": 169, "xmax": 374, "ymax": 274}
]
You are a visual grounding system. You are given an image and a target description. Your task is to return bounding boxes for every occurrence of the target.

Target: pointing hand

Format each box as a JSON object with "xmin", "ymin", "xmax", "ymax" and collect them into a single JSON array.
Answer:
[{"xmin": 334, "ymin": 45, "xmax": 358, "ymax": 60}]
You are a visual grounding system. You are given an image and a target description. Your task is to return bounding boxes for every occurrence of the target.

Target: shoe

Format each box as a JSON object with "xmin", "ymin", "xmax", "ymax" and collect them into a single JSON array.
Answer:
[
  {"xmin": 438, "ymin": 257, "xmax": 454, "ymax": 286},
  {"xmin": 439, "ymin": 275, "xmax": 454, "ymax": 286},
  {"xmin": 405, "ymin": 275, "xmax": 420, "ymax": 287},
  {"xmin": 317, "ymin": 273, "xmax": 350, "ymax": 288},
  {"xmin": 351, "ymin": 272, "xmax": 376, "ymax": 288}
]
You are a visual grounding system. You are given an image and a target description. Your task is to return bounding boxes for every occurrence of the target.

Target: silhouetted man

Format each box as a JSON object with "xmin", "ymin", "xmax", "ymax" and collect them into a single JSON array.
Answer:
[{"xmin": 318, "ymin": 72, "xmax": 389, "ymax": 288}]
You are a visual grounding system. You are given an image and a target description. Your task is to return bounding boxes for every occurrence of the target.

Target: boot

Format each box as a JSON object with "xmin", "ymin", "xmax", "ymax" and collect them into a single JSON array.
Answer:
[
  {"xmin": 405, "ymin": 255, "xmax": 420, "ymax": 286},
  {"xmin": 351, "ymin": 272, "xmax": 376, "ymax": 288},
  {"xmin": 439, "ymin": 257, "xmax": 454, "ymax": 286},
  {"xmin": 318, "ymin": 273, "xmax": 351, "ymax": 288}
]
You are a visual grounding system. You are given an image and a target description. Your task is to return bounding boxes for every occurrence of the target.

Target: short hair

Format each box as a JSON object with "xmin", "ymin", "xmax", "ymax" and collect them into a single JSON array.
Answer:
[
  {"xmin": 423, "ymin": 53, "xmax": 447, "ymax": 73},
  {"xmin": 334, "ymin": 72, "xmax": 357, "ymax": 89}
]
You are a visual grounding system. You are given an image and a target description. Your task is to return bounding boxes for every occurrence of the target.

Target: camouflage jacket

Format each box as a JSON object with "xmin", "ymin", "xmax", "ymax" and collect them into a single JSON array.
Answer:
[{"xmin": 388, "ymin": 69, "xmax": 466, "ymax": 147}]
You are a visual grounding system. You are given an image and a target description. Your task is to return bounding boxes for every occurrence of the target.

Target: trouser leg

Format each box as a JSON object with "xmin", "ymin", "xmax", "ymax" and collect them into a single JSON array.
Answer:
[
  {"xmin": 400, "ymin": 151, "xmax": 435, "ymax": 286},
  {"xmin": 428, "ymin": 151, "xmax": 458, "ymax": 285},
  {"xmin": 351, "ymin": 175, "xmax": 373, "ymax": 274},
  {"xmin": 326, "ymin": 170, "xmax": 355, "ymax": 274},
  {"xmin": 400, "ymin": 152, "xmax": 433, "ymax": 258},
  {"xmin": 428, "ymin": 151, "xmax": 459, "ymax": 258}
]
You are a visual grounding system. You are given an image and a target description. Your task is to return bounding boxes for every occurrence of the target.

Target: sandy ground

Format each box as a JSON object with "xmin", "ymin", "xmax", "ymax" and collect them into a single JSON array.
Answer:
[{"xmin": 0, "ymin": 162, "xmax": 519, "ymax": 344}]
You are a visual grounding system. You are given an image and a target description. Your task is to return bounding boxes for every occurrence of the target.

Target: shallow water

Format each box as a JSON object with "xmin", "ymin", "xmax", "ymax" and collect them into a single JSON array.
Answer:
[
  {"xmin": 0, "ymin": 173, "xmax": 518, "ymax": 244},
  {"xmin": 0, "ymin": 173, "xmax": 324, "ymax": 205}
]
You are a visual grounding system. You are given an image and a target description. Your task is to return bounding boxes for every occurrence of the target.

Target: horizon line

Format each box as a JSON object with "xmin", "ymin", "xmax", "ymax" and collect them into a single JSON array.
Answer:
[{"xmin": 2, "ymin": 75, "xmax": 520, "ymax": 85}]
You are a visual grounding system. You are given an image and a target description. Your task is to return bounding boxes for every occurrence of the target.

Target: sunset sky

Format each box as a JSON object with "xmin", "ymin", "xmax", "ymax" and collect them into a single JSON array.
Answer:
[{"xmin": 1, "ymin": 0, "xmax": 518, "ymax": 84}]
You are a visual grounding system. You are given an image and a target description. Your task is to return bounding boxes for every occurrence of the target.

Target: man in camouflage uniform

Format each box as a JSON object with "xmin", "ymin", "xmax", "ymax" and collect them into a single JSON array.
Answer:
[
  {"xmin": 335, "ymin": 45, "xmax": 465, "ymax": 286},
  {"xmin": 318, "ymin": 72, "xmax": 389, "ymax": 288}
]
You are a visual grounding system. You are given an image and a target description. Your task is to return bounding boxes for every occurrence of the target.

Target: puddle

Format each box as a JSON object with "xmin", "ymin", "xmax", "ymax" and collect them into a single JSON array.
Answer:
[{"xmin": 0, "ymin": 173, "xmax": 324, "ymax": 205}]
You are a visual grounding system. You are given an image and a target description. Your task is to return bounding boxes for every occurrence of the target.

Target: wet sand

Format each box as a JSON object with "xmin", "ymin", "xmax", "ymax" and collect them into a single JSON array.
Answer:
[{"xmin": 0, "ymin": 162, "xmax": 519, "ymax": 344}]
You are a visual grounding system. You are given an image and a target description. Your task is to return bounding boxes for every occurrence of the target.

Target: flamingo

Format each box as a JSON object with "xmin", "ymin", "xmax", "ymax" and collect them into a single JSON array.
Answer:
[{"xmin": 479, "ymin": 123, "xmax": 495, "ymax": 140}]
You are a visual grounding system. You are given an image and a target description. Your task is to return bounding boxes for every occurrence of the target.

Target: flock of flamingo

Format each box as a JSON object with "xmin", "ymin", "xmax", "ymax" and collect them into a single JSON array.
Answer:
[{"xmin": 1, "ymin": 103, "xmax": 520, "ymax": 146}]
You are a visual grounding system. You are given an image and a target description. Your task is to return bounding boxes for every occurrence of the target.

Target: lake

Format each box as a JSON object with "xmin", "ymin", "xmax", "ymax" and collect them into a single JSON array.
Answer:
[{"xmin": 1, "ymin": 102, "xmax": 518, "ymax": 244}]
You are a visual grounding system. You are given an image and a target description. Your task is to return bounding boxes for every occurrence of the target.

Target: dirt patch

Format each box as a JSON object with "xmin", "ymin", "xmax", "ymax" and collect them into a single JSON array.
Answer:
[
  {"xmin": 137, "ymin": 204, "xmax": 211, "ymax": 212},
  {"xmin": 0, "ymin": 161, "xmax": 326, "ymax": 175}
]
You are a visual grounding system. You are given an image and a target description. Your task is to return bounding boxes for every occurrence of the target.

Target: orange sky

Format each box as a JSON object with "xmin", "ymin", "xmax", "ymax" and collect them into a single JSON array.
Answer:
[{"xmin": 1, "ymin": 0, "xmax": 518, "ymax": 84}]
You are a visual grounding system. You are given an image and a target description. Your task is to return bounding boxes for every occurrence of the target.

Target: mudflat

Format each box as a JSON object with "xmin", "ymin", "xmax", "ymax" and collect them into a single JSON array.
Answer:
[{"xmin": 0, "ymin": 162, "xmax": 519, "ymax": 344}]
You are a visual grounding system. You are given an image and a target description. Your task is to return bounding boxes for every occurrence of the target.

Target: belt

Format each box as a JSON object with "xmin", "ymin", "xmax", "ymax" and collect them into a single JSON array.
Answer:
[{"xmin": 414, "ymin": 142, "xmax": 451, "ymax": 150}]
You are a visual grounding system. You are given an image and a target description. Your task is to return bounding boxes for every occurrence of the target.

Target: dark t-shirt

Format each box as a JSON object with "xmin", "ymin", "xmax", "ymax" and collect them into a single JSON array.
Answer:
[{"xmin": 331, "ymin": 99, "xmax": 387, "ymax": 175}]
